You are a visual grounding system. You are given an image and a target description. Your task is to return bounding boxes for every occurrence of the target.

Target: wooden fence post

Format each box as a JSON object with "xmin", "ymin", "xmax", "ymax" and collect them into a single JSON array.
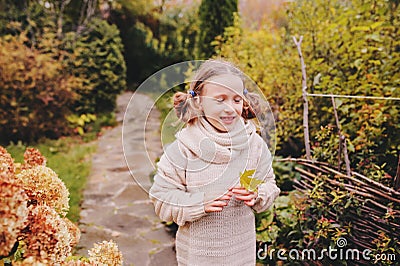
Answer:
[
  {"xmin": 331, "ymin": 96, "xmax": 351, "ymax": 176},
  {"xmin": 293, "ymin": 36, "xmax": 311, "ymax": 160}
]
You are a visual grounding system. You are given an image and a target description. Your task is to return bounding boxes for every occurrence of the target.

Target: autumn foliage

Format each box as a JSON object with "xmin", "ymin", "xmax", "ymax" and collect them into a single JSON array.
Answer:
[
  {"xmin": 0, "ymin": 33, "xmax": 80, "ymax": 143},
  {"xmin": 217, "ymin": 0, "xmax": 400, "ymax": 179}
]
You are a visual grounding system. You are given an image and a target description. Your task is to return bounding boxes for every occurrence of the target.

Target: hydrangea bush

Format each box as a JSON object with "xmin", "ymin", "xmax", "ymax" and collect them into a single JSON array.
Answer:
[{"xmin": 0, "ymin": 147, "xmax": 123, "ymax": 265}]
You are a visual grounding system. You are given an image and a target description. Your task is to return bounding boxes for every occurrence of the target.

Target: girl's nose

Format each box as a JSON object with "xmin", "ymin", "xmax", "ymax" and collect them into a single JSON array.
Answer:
[{"xmin": 223, "ymin": 101, "xmax": 235, "ymax": 113}]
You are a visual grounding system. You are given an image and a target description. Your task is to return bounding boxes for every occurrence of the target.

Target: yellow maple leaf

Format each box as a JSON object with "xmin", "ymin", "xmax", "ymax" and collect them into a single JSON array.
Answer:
[{"xmin": 239, "ymin": 169, "xmax": 264, "ymax": 192}]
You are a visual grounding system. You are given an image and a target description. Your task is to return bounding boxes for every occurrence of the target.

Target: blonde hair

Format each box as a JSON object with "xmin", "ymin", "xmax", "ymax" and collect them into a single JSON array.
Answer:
[{"xmin": 173, "ymin": 58, "xmax": 261, "ymax": 124}]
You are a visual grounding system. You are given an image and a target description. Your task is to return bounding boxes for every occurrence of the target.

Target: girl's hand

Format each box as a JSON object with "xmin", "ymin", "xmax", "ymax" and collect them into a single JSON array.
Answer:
[
  {"xmin": 204, "ymin": 192, "xmax": 232, "ymax": 213},
  {"xmin": 230, "ymin": 186, "xmax": 258, "ymax": 207}
]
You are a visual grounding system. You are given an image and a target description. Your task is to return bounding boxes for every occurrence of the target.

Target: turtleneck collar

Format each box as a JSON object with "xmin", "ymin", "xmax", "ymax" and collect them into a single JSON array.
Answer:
[{"xmin": 176, "ymin": 117, "xmax": 256, "ymax": 164}]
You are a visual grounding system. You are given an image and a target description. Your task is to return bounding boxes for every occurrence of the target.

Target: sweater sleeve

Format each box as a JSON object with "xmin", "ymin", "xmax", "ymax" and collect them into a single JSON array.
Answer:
[
  {"xmin": 251, "ymin": 140, "xmax": 281, "ymax": 213},
  {"xmin": 149, "ymin": 142, "xmax": 206, "ymax": 226}
]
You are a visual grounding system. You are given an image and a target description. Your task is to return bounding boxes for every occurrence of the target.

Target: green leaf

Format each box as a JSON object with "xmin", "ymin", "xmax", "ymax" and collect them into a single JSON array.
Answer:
[
  {"xmin": 347, "ymin": 140, "xmax": 355, "ymax": 153},
  {"xmin": 77, "ymin": 119, "xmax": 85, "ymax": 127},
  {"xmin": 87, "ymin": 114, "xmax": 97, "ymax": 121},
  {"xmin": 370, "ymin": 21, "xmax": 384, "ymax": 30},
  {"xmin": 240, "ymin": 169, "xmax": 264, "ymax": 192},
  {"xmin": 77, "ymin": 127, "xmax": 84, "ymax": 136},
  {"xmin": 344, "ymin": 199, "xmax": 352, "ymax": 209},
  {"xmin": 350, "ymin": 26, "xmax": 370, "ymax": 32}
]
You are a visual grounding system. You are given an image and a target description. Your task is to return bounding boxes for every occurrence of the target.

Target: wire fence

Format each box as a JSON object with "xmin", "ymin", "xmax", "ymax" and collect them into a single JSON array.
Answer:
[{"xmin": 306, "ymin": 93, "xmax": 400, "ymax": 101}]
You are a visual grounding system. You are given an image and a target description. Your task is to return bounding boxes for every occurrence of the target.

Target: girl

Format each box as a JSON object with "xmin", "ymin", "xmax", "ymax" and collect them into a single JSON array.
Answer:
[{"xmin": 149, "ymin": 59, "xmax": 280, "ymax": 265}]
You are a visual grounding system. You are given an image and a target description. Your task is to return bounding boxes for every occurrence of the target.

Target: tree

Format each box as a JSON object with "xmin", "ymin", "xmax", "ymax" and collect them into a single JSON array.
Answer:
[
  {"xmin": 197, "ymin": 0, "xmax": 237, "ymax": 59},
  {"xmin": 108, "ymin": 0, "xmax": 201, "ymax": 86},
  {"xmin": 63, "ymin": 18, "xmax": 127, "ymax": 114}
]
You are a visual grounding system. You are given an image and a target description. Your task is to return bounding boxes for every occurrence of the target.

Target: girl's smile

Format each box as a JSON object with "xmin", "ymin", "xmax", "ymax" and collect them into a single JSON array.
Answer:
[{"xmin": 220, "ymin": 116, "xmax": 236, "ymax": 124}]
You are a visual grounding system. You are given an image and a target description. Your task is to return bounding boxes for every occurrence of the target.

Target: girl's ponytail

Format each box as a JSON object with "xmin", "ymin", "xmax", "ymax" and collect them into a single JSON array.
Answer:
[
  {"xmin": 242, "ymin": 92, "xmax": 261, "ymax": 119},
  {"xmin": 173, "ymin": 92, "xmax": 200, "ymax": 124}
]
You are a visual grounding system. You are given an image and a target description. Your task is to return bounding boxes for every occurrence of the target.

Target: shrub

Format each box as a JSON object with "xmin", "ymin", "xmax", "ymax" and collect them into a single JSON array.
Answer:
[
  {"xmin": 63, "ymin": 18, "xmax": 127, "ymax": 114},
  {"xmin": 0, "ymin": 33, "xmax": 81, "ymax": 143}
]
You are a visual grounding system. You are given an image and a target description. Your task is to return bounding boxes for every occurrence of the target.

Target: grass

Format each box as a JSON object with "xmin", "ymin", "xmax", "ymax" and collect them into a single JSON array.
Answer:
[{"xmin": 6, "ymin": 137, "xmax": 97, "ymax": 223}]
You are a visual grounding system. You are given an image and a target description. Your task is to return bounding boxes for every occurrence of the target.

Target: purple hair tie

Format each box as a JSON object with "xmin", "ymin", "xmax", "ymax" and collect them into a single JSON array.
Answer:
[
  {"xmin": 243, "ymin": 88, "xmax": 248, "ymax": 95},
  {"xmin": 188, "ymin": 90, "xmax": 196, "ymax": 97}
]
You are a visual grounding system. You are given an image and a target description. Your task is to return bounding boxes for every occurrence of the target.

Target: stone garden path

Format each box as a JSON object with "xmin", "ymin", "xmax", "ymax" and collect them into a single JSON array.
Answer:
[{"xmin": 77, "ymin": 92, "xmax": 178, "ymax": 266}]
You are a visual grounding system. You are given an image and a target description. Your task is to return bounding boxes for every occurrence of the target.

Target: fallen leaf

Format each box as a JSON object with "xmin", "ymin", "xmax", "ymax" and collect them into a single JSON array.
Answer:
[{"xmin": 240, "ymin": 169, "xmax": 264, "ymax": 192}]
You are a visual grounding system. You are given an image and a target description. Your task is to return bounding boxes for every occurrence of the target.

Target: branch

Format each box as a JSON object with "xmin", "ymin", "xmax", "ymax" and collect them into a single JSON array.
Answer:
[
  {"xmin": 351, "ymin": 171, "xmax": 400, "ymax": 196},
  {"xmin": 293, "ymin": 36, "xmax": 311, "ymax": 160},
  {"xmin": 76, "ymin": 0, "xmax": 97, "ymax": 36},
  {"xmin": 338, "ymin": 134, "xmax": 342, "ymax": 171},
  {"xmin": 57, "ymin": 0, "xmax": 71, "ymax": 40},
  {"xmin": 341, "ymin": 136, "xmax": 351, "ymax": 176},
  {"xmin": 331, "ymin": 96, "xmax": 351, "ymax": 176},
  {"xmin": 394, "ymin": 154, "xmax": 400, "ymax": 191}
]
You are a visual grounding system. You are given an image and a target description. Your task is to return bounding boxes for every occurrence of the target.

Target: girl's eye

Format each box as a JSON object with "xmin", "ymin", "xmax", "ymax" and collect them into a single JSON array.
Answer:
[
  {"xmin": 234, "ymin": 98, "xmax": 243, "ymax": 103},
  {"xmin": 215, "ymin": 98, "xmax": 224, "ymax": 103}
]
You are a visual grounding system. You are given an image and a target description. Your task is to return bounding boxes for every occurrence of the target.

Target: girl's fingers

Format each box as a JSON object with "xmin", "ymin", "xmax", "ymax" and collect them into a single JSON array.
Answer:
[
  {"xmin": 234, "ymin": 194, "xmax": 255, "ymax": 201},
  {"xmin": 204, "ymin": 200, "xmax": 228, "ymax": 211},
  {"xmin": 205, "ymin": 189, "xmax": 258, "ymax": 212},
  {"xmin": 211, "ymin": 200, "xmax": 229, "ymax": 207},
  {"xmin": 205, "ymin": 206, "xmax": 223, "ymax": 212},
  {"xmin": 205, "ymin": 200, "xmax": 228, "ymax": 213},
  {"xmin": 244, "ymin": 198, "xmax": 256, "ymax": 207},
  {"xmin": 232, "ymin": 188, "xmax": 257, "ymax": 198},
  {"xmin": 232, "ymin": 187, "xmax": 257, "ymax": 203},
  {"xmin": 218, "ymin": 194, "xmax": 232, "ymax": 201},
  {"xmin": 231, "ymin": 187, "xmax": 258, "ymax": 202},
  {"xmin": 231, "ymin": 187, "xmax": 251, "ymax": 195}
]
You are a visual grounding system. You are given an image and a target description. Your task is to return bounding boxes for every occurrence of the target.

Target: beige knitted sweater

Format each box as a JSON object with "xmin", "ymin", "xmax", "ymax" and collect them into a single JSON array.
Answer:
[{"xmin": 149, "ymin": 117, "xmax": 280, "ymax": 266}]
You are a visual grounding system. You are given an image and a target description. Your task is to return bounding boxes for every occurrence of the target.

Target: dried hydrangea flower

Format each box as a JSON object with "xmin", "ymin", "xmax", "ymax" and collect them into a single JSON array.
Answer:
[
  {"xmin": 0, "ymin": 178, "xmax": 29, "ymax": 257},
  {"xmin": 88, "ymin": 240, "xmax": 123, "ymax": 266},
  {"xmin": 63, "ymin": 259, "xmax": 93, "ymax": 266},
  {"xmin": 0, "ymin": 146, "xmax": 16, "ymax": 178},
  {"xmin": 16, "ymin": 165, "xmax": 70, "ymax": 217},
  {"xmin": 12, "ymin": 256, "xmax": 50, "ymax": 266},
  {"xmin": 22, "ymin": 148, "xmax": 47, "ymax": 170},
  {"xmin": 63, "ymin": 217, "xmax": 81, "ymax": 249},
  {"xmin": 22, "ymin": 205, "xmax": 72, "ymax": 263}
]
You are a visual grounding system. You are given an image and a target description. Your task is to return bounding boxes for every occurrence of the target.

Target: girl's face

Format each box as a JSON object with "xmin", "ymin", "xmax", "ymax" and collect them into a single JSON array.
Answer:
[{"xmin": 200, "ymin": 74, "xmax": 244, "ymax": 132}]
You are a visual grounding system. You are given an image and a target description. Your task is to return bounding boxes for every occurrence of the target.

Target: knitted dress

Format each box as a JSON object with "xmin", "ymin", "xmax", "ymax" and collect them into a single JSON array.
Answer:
[{"xmin": 149, "ymin": 117, "xmax": 280, "ymax": 266}]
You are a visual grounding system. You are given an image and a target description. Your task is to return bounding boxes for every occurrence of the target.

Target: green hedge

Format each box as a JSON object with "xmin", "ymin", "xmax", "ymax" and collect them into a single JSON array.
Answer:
[{"xmin": 63, "ymin": 18, "xmax": 127, "ymax": 114}]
